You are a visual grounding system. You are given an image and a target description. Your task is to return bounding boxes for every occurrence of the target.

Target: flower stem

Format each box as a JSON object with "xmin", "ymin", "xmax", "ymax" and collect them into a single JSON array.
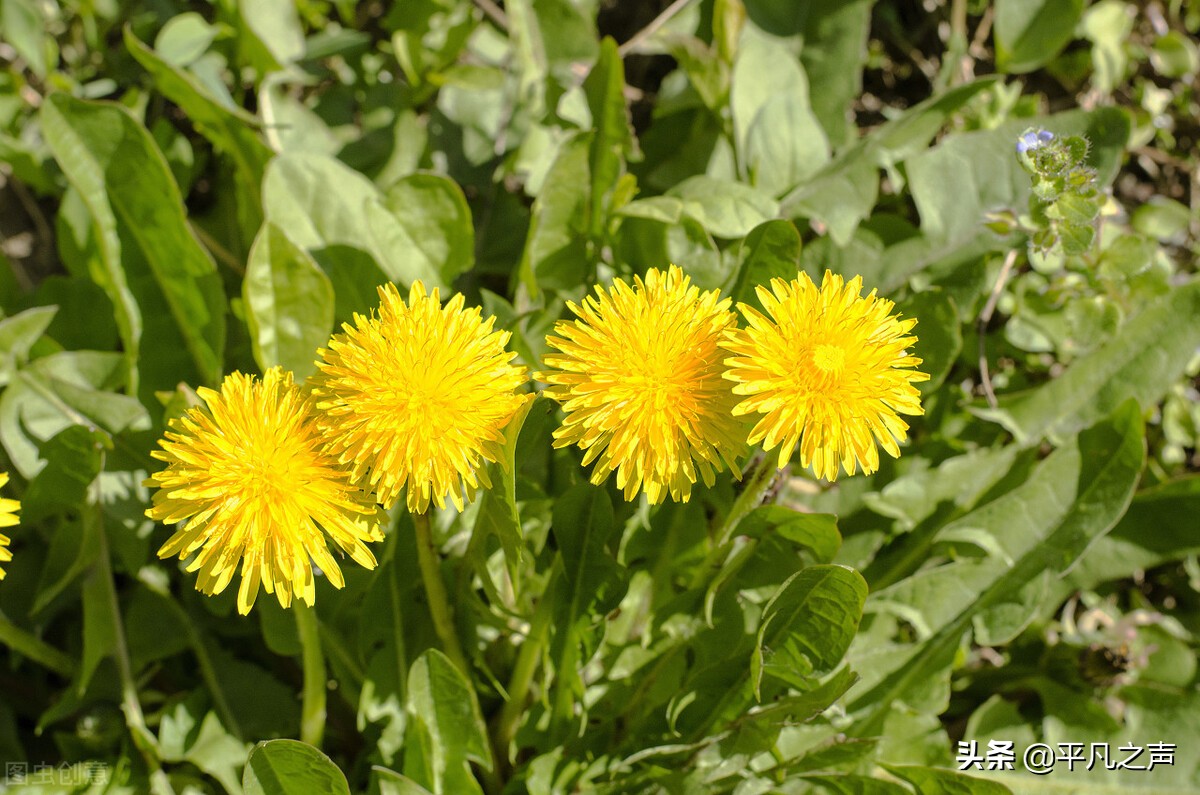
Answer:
[
  {"xmin": 715, "ymin": 457, "xmax": 780, "ymax": 548},
  {"xmin": 412, "ymin": 510, "xmax": 470, "ymax": 675},
  {"xmin": 492, "ymin": 566, "xmax": 559, "ymax": 767},
  {"xmin": 90, "ymin": 471, "xmax": 175, "ymax": 795},
  {"xmin": 294, "ymin": 601, "xmax": 326, "ymax": 748},
  {"xmin": 690, "ymin": 457, "xmax": 780, "ymax": 591}
]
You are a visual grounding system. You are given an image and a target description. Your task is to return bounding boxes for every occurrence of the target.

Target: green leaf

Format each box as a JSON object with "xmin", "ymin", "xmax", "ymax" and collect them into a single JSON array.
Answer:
[
  {"xmin": 243, "ymin": 740, "xmax": 351, "ymax": 795},
  {"xmin": 40, "ymin": 93, "xmax": 227, "ymax": 394},
  {"xmin": 0, "ymin": 351, "xmax": 149, "ymax": 478},
  {"xmin": 976, "ymin": 280, "xmax": 1200, "ymax": 443},
  {"xmin": 746, "ymin": 91, "xmax": 831, "ymax": 195},
  {"xmin": 730, "ymin": 26, "xmax": 808, "ymax": 158},
  {"xmin": 738, "ymin": 507, "xmax": 842, "ymax": 564},
  {"xmin": 160, "ymin": 700, "xmax": 249, "ymax": 795},
  {"xmin": 31, "ymin": 513, "xmax": 102, "ymax": 617},
  {"xmin": 731, "ymin": 27, "xmax": 829, "ymax": 194},
  {"xmin": 847, "ymin": 401, "xmax": 1145, "ymax": 732},
  {"xmin": 1131, "ymin": 196, "xmax": 1193, "ymax": 241},
  {"xmin": 154, "ymin": 12, "xmax": 219, "ymax": 67},
  {"xmin": 0, "ymin": 306, "xmax": 57, "ymax": 387},
  {"xmin": 375, "ymin": 768, "xmax": 436, "ymax": 795},
  {"xmin": 383, "ymin": 173, "xmax": 476, "ymax": 285},
  {"xmin": 584, "ymin": 37, "xmax": 635, "ymax": 238},
  {"xmin": 751, "ymin": 565, "xmax": 868, "ymax": 698},
  {"xmin": 548, "ymin": 485, "xmax": 618, "ymax": 736},
  {"xmin": 238, "ymin": 0, "xmax": 305, "ymax": 70},
  {"xmin": 994, "ymin": 0, "xmax": 1085, "ymax": 73},
  {"xmin": 796, "ymin": 0, "xmax": 873, "ymax": 148},
  {"xmin": 1150, "ymin": 30, "xmax": 1200, "ymax": 78},
  {"xmin": 666, "ymin": 176, "xmax": 779, "ymax": 239},
  {"xmin": 127, "ymin": 25, "xmax": 272, "ymax": 255},
  {"xmin": 805, "ymin": 775, "xmax": 911, "ymax": 794},
  {"xmin": 403, "ymin": 650, "xmax": 492, "ymax": 795},
  {"xmin": 243, "ymin": 222, "xmax": 335, "ymax": 379},
  {"xmin": 781, "ymin": 77, "xmax": 1001, "ymax": 245},
  {"xmin": 519, "ymin": 134, "xmax": 591, "ymax": 295},
  {"xmin": 1057, "ymin": 476, "xmax": 1200, "ymax": 597},
  {"xmin": 1, "ymin": 0, "xmax": 52, "ymax": 77},
  {"xmin": 390, "ymin": 0, "xmax": 477, "ymax": 87},
  {"xmin": 727, "ymin": 220, "xmax": 802, "ymax": 311},
  {"xmin": 126, "ymin": 29, "xmax": 272, "ymax": 212},
  {"xmin": 262, "ymin": 153, "xmax": 446, "ymax": 302},
  {"xmin": 21, "ymin": 426, "xmax": 107, "ymax": 524},
  {"xmin": 470, "ymin": 395, "xmax": 536, "ymax": 592},
  {"xmin": 733, "ymin": 665, "xmax": 859, "ymax": 737},
  {"xmin": 883, "ymin": 764, "xmax": 1013, "ymax": 794},
  {"xmin": 899, "ymin": 289, "xmax": 961, "ymax": 394}
]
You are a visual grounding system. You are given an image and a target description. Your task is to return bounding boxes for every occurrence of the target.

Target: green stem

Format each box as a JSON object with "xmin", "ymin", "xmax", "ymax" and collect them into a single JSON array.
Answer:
[
  {"xmin": 294, "ymin": 601, "xmax": 326, "ymax": 748},
  {"xmin": 319, "ymin": 620, "xmax": 364, "ymax": 706},
  {"xmin": 386, "ymin": 524, "xmax": 409, "ymax": 701},
  {"xmin": 492, "ymin": 566, "xmax": 559, "ymax": 766},
  {"xmin": 0, "ymin": 613, "xmax": 75, "ymax": 677},
  {"xmin": 137, "ymin": 571, "xmax": 242, "ymax": 739},
  {"xmin": 688, "ymin": 458, "xmax": 780, "ymax": 591},
  {"xmin": 91, "ymin": 477, "xmax": 175, "ymax": 795},
  {"xmin": 412, "ymin": 510, "xmax": 469, "ymax": 674}
]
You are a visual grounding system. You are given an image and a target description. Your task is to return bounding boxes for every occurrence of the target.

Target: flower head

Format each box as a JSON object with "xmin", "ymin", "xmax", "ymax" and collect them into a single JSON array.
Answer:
[
  {"xmin": 1017, "ymin": 129, "xmax": 1054, "ymax": 154},
  {"xmin": 312, "ymin": 282, "xmax": 529, "ymax": 514},
  {"xmin": 147, "ymin": 367, "xmax": 383, "ymax": 615},
  {"xmin": 721, "ymin": 271, "xmax": 927, "ymax": 481},
  {"xmin": 537, "ymin": 266, "xmax": 748, "ymax": 503},
  {"xmin": 0, "ymin": 473, "xmax": 18, "ymax": 581}
]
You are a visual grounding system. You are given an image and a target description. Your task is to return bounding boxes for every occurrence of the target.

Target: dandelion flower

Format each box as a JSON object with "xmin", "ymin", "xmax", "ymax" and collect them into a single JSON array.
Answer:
[
  {"xmin": 312, "ymin": 282, "xmax": 529, "ymax": 514},
  {"xmin": 147, "ymin": 367, "xmax": 384, "ymax": 615},
  {"xmin": 0, "ymin": 473, "xmax": 18, "ymax": 581},
  {"xmin": 721, "ymin": 271, "xmax": 927, "ymax": 481},
  {"xmin": 537, "ymin": 265, "xmax": 748, "ymax": 503}
]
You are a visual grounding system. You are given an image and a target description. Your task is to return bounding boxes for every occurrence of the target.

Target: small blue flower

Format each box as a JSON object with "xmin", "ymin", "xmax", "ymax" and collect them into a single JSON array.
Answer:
[{"xmin": 1017, "ymin": 129, "xmax": 1054, "ymax": 153}]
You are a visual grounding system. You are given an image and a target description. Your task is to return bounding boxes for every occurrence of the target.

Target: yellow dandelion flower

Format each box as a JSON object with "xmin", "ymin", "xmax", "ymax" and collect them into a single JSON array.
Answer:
[
  {"xmin": 0, "ymin": 472, "xmax": 18, "ymax": 581},
  {"xmin": 537, "ymin": 265, "xmax": 748, "ymax": 503},
  {"xmin": 312, "ymin": 282, "xmax": 530, "ymax": 514},
  {"xmin": 147, "ymin": 367, "xmax": 384, "ymax": 615},
  {"xmin": 721, "ymin": 270, "xmax": 928, "ymax": 481}
]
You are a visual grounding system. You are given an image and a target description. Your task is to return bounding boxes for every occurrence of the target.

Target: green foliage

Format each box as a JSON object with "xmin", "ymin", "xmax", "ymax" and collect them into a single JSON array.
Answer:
[{"xmin": 1, "ymin": 1, "xmax": 1199, "ymax": 794}]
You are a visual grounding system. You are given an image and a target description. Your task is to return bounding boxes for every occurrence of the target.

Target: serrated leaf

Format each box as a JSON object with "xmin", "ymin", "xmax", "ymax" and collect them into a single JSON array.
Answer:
[
  {"xmin": 40, "ymin": 93, "xmax": 227, "ymax": 395},
  {"xmin": 548, "ymin": 485, "xmax": 618, "ymax": 737},
  {"xmin": 751, "ymin": 565, "xmax": 867, "ymax": 698},
  {"xmin": 847, "ymin": 401, "xmax": 1144, "ymax": 732}
]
